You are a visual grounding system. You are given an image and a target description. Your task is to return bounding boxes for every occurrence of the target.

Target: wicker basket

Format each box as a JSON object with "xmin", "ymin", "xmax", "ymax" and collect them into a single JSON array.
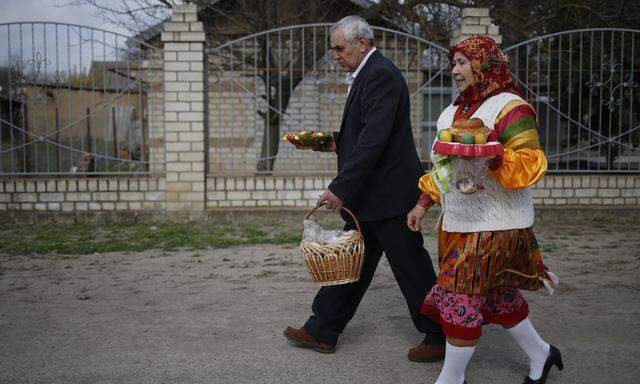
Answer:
[{"xmin": 299, "ymin": 204, "xmax": 365, "ymax": 286}]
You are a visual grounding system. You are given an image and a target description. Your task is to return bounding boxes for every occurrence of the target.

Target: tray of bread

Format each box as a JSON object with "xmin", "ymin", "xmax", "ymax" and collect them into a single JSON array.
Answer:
[{"xmin": 433, "ymin": 118, "xmax": 503, "ymax": 158}]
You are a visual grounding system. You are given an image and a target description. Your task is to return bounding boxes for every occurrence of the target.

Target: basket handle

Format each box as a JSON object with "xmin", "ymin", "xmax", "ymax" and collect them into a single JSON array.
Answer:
[{"xmin": 304, "ymin": 202, "xmax": 363, "ymax": 237}]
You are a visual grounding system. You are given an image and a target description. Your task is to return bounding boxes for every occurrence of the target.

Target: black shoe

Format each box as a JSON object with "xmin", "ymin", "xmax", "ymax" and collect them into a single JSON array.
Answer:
[{"xmin": 523, "ymin": 345, "xmax": 563, "ymax": 384}]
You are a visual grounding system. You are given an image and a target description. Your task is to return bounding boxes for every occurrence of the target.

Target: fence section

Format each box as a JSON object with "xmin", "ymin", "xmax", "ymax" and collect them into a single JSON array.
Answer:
[
  {"xmin": 0, "ymin": 22, "xmax": 164, "ymax": 176},
  {"xmin": 505, "ymin": 28, "xmax": 640, "ymax": 172},
  {"xmin": 204, "ymin": 24, "xmax": 451, "ymax": 175}
]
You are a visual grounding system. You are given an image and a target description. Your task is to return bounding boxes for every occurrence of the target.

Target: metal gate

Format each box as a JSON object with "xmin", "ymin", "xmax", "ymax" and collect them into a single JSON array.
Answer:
[
  {"xmin": 0, "ymin": 22, "xmax": 164, "ymax": 176},
  {"xmin": 205, "ymin": 25, "xmax": 640, "ymax": 175},
  {"xmin": 504, "ymin": 28, "xmax": 639, "ymax": 172},
  {"xmin": 204, "ymin": 24, "xmax": 451, "ymax": 175}
]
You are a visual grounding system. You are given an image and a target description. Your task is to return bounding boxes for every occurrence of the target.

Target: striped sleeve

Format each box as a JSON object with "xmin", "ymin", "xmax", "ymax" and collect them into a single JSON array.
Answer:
[
  {"xmin": 418, "ymin": 171, "xmax": 441, "ymax": 205},
  {"xmin": 489, "ymin": 100, "xmax": 547, "ymax": 189},
  {"xmin": 495, "ymin": 100, "xmax": 541, "ymax": 150}
]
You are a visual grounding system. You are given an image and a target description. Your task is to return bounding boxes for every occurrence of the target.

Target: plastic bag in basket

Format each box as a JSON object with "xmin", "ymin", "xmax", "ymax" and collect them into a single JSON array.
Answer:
[{"xmin": 302, "ymin": 219, "xmax": 356, "ymax": 246}]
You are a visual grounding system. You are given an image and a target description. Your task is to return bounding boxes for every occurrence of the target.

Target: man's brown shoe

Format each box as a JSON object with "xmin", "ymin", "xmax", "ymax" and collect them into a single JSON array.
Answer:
[
  {"xmin": 283, "ymin": 326, "xmax": 336, "ymax": 354},
  {"xmin": 407, "ymin": 341, "xmax": 445, "ymax": 362}
]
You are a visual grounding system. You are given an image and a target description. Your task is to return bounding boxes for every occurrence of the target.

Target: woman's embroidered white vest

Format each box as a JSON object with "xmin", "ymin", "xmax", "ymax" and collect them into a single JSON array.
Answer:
[{"xmin": 434, "ymin": 92, "xmax": 534, "ymax": 233}]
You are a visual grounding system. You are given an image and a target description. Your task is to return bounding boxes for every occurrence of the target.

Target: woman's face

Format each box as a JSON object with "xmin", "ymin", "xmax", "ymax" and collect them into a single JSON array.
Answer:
[{"xmin": 451, "ymin": 51, "xmax": 475, "ymax": 93}]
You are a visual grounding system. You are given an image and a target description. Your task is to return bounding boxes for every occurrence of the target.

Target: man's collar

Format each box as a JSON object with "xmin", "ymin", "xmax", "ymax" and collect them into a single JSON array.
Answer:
[{"xmin": 346, "ymin": 47, "xmax": 377, "ymax": 84}]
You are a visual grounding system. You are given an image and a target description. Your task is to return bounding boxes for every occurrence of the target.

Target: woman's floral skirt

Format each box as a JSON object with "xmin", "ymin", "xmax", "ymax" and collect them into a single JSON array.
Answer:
[{"xmin": 421, "ymin": 284, "xmax": 529, "ymax": 339}]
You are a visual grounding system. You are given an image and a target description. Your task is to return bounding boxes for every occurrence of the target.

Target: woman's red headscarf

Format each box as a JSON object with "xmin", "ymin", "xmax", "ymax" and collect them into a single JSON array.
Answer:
[{"xmin": 449, "ymin": 35, "xmax": 523, "ymax": 118}]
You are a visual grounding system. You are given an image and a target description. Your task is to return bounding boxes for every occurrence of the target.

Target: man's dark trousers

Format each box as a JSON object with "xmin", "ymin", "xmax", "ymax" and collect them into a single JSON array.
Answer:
[{"xmin": 303, "ymin": 215, "xmax": 442, "ymax": 347}]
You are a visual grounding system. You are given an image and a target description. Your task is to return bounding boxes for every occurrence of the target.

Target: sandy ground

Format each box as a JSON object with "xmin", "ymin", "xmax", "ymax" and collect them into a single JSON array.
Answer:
[{"xmin": 1, "ymin": 213, "xmax": 640, "ymax": 384}]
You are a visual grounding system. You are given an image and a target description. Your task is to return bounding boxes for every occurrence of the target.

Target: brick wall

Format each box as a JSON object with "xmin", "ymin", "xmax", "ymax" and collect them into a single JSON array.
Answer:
[
  {"xmin": 531, "ymin": 174, "xmax": 639, "ymax": 206},
  {"xmin": 203, "ymin": 174, "xmax": 639, "ymax": 209},
  {"xmin": 206, "ymin": 175, "xmax": 334, "ymax": 209},
  {"xmin": 1, "ymin": 174, "xmax": 635, "ymax": 215},
  {"xmin": 0, "ymin": 177, "xmax": 165, "ymax": 212}
]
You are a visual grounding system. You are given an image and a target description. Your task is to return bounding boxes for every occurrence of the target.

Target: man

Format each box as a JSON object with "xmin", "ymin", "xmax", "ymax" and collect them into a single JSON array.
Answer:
[{"xmin": 283, "ymin": 15, "xmax": 445, "ymax": 362}]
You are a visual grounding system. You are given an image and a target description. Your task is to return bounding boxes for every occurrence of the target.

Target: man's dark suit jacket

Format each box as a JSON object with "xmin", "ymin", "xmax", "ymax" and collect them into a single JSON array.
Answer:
[{"xmin": 329, "ymin": 49, "xmax": 425, "ymax": 222}]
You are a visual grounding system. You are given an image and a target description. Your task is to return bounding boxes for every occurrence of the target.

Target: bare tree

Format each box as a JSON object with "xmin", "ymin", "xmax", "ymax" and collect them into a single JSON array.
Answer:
[
  {"xmin": 372, "ymin": 0, "xmax": 472, "ymax": 46},
  {"xmin": 64, "ymin": 0, "xmax": 174, "ymax": 34},
  {"xmin": 470, "ymin": 0, "xmax": 639, "ymax": 45},
  {"xmin": 371, "ymin": 0, "xmax": 639, "ymax": 47}
]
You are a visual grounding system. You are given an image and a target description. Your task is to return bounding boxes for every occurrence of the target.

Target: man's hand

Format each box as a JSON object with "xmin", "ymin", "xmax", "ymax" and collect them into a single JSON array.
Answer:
[
  {"xmin": 317, "ymin": 188, "xmax": 342, "ymax": 211},
  {"xmin": 312, "ymin": 137, "xmax": 336, "ymax": 152},
  {"xmin": 407, "ymin": 204, "xmax": 428, "ymax": 232},
  {"xmin": 292, "ymin": 141, "xmax": 307, "ymax": 150}
]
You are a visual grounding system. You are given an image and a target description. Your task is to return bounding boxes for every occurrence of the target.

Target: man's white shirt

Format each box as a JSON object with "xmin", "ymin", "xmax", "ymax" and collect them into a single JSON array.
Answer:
[{"xmin": 345, "ymin": 47, "xmax": 377, "ymax": 96}]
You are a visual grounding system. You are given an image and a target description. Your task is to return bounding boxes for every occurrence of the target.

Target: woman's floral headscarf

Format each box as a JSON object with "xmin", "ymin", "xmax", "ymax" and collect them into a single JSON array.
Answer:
[{"xmin": 449, "ymin": 35, "xmax": 523, "ymax": 107}]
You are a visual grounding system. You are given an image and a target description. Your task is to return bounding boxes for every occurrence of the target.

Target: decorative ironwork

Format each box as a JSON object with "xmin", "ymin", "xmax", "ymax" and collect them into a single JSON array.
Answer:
[{"xmin": 586, "ymin": 55, "xmax": 638, "ymax": 112}]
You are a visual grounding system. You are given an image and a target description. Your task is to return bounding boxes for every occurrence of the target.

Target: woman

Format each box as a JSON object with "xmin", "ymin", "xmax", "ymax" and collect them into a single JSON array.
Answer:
[{"xmin": 406, "ymin": 35, "xmax": 563, "ymax": 384}]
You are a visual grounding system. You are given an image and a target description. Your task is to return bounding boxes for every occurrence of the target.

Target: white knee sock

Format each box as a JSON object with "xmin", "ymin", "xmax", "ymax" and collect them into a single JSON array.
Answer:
[
  {"xmin": 506, "ymin": 317, "xmax": 550, "ymax": 380},
  {"xmin": 434, "ymin": 342, "xmax": 475, "ymax": 384}
]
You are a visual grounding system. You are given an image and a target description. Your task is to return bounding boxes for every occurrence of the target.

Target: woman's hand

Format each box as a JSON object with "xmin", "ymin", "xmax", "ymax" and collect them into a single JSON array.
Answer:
[
  {"xmin": 407, "ymin": 204, "xmax": 428, "ymax": 232},
  {"xmin": 487, "ymin": 154, "xmax": 503, "ymax": 170}
]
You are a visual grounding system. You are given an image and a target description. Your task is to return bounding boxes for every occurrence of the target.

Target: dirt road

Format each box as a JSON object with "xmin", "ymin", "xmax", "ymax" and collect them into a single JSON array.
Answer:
[{"xmin": 1, "ymin": 213, "xmax": 639, "ymax": 383}]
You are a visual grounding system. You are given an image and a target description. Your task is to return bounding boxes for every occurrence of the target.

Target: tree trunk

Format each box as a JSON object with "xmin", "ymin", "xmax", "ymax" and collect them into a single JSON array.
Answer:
[
  {"xmin": 256, "ymin": 116, "xmax": 280, "ymax": 173},
  {"xmin": 256, "ymin": 75, "xmax": 300, "ymax": 173}
]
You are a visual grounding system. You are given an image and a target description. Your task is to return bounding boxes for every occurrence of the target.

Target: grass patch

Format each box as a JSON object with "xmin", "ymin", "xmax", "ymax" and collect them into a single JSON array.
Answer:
[{"xmin": 0, "ymin": 214, "xmax": 337, "ymax": 255}]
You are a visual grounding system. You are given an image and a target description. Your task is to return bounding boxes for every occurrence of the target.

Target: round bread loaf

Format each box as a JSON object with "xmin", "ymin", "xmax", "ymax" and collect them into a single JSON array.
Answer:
[
  {"xmin": 451, "ymin": 118, "xmax": 490, "ymax": 142},
  {"xmin": 452, "ymin": 118, "xmax": 485, "ymax": 132}
]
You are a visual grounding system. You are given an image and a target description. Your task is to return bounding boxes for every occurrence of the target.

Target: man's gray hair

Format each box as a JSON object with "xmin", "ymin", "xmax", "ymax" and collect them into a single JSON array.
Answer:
[{"xmin": 330, "ymin": 15, "xmax": 375, "ymax": 46}]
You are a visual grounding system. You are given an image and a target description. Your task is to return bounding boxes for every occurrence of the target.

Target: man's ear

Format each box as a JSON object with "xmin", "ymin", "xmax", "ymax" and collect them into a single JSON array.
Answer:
[{"xmin": 359, "ymin": 36, "xmax": 368, "ymax": 52}]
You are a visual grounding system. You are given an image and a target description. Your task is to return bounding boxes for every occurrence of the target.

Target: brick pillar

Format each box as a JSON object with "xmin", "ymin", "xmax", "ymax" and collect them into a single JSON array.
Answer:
[
  {"xmin": 161, "ymin": 4, "xmax": 206, "ymax": 215},
  {"xmin": 451, "ymin": 8, "xmax": 502, "ymax": 46}
]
